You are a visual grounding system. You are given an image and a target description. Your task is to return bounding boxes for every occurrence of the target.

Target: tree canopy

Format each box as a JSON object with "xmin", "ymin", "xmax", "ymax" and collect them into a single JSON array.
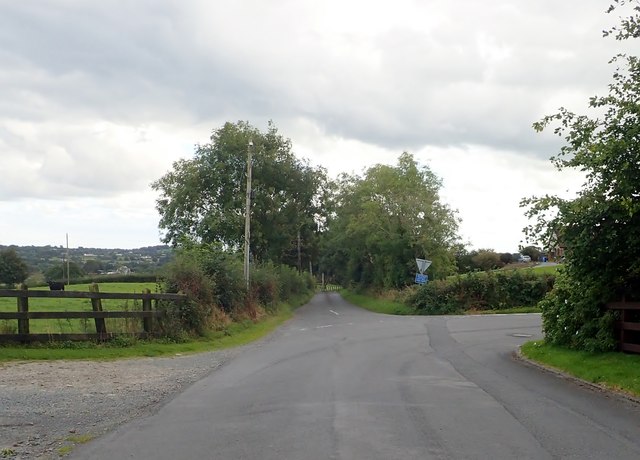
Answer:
[
  {"xmin": 0, "ymin": 248, "xmax": 29, "ymax": 286},
  {"xmin": 152, "ymin": 121, "xmax": 331, "ymax": 268},
  {"xmin": 522, "ymin": 1, "xmax": 640, "ymax": 351},
  {"xmin": 320, "ymin": 153, "xmax": 459, "ymax": 288}
]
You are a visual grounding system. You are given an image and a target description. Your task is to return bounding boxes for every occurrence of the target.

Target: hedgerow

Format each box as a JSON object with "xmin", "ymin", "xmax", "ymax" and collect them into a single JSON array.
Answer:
[{"xmin": 409, "ymin": 269, "xmax": 555, "ymax": 314}]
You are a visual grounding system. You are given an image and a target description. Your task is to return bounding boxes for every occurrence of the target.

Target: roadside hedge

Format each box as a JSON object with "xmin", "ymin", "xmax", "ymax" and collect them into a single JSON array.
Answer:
[{"xmin": 409, "ymin": 269, "xmax": 555, "ymax": 314}]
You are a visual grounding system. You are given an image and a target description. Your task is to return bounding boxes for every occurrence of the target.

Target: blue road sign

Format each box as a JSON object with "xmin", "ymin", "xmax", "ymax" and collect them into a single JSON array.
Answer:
[{"xmin": 415, "ymin": 273, "xmax": 428, "ymax": 285}]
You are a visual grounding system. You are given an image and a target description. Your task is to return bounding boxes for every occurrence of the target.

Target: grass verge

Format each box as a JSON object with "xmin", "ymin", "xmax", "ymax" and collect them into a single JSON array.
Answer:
[
  {"xmin": 341, "ymin": 290, "xmax": 416, "ymax": 315},
  {"xmin": 521, "ymin": 340, "xmax": 640, "ymax": 398},
  {"xmin": 341, "ymin": 290, "xmax": 541, "ymax": 316},
  {"xmin": 466, "ymin": 306, "xmax": 541, "ymax": 315},
  {"xmin": 0, "ymin": 293, "xmax": 312, "ymax": 362}
]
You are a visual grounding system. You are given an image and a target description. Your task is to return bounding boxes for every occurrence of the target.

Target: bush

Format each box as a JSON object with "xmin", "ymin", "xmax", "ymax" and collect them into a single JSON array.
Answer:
[
  {"xmin": 251, "ymin": 264, "xmax": 280, "ymax": 312},
  {"xmin": 277, "ymin": 265, "xmax": 310, "ymax": 299},
  {"xmin": 195, "ymin": 250, "xmax": 246, "ymax": 314},
  {"xmin": 539, "ymin": 270, "xmax": 617, "ymax": 352},
  {"xmin": 410, "ymin": 279, "xmax": 461, "ymax": 314},
  {"xmin": 410, "ymin": 269, "xmax": 555, "ymax": 314},
  {"xmin": 159, "ymin": 253, "xmax": 221, "ymax": 337}
]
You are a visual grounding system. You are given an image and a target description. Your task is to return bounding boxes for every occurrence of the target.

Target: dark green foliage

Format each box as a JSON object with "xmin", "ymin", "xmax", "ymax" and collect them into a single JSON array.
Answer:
[
  {"xmin": 159, "ymin": 252, "xmax": 216, "ymax": 337},
  {"xmin": 44, "ymin": 261, "xmax": 84, "ymax": 281},
  {"xmin": 471, "ymin": 249, "xmax": 504, "ymax": 271},
  {"xmin": 410, "ymin": 270, "xmax": 554, "ymax": 314},
  {"xmin": 520, "ymin": 246, "xmax": 542, "ymax": 261},
  {"xmin": 276, "ymin": 264, "xmax": 315, "ymax": 300},
  {"xmin": 522, "ymin": 2, "xmax": 640, "ymax": 351},
  {"xmin": 250, "ymin": 264, "xmax": 280, "ymax": 312},
  {"xmin": 158, "ymin": 243, "xmax": 314, "ymax": 337},
  {"xmin": 152, "ymin": 121, "xmax": 330, "ymax": 269},
  {"xmin": 0, "ymin": 248, "xmax": 29, "ymax": 286},
  {"xmin": 500, "ymin": 253, "xmax": 513, "ymax": 264},
  {"xmin": 320, "ymin": 152, "xmax": 459, "ymax": 289},
  {"xmin": 455, "ymin": 248, "xmax": 508, "ymax": 273},
  {"xmin": 538, "ymin": 270, "xmax": 617, "ymax": 352}
]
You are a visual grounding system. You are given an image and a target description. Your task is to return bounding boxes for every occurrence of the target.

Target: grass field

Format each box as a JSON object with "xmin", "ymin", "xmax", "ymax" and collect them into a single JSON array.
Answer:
[
  {"xmin": 0, "ymin": 282, "xmax": 159, "ymax": 334},
  {"xmin": 0, "ymin": 292, "xmax": 313, "ymax": 361}
]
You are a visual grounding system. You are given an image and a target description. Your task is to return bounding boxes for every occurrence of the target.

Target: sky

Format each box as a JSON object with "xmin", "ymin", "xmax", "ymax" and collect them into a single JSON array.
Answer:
[{"xmin": 0, "ymin": 0, "xmax": 634, "ymax": 252}]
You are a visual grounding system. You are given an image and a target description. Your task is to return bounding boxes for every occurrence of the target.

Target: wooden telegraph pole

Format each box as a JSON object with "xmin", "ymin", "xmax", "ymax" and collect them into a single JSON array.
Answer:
[{"xmin": 243, "ymin": 140, "xmax": 253, "ymax": 291}]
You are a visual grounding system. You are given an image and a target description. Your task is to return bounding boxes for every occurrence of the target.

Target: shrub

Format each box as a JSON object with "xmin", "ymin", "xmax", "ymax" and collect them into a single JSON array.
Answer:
[
  {"xmin": 410, "ymin": 269, "xmax": 555, "ymax": 314},
  {"xmin": 539, "ymin": 269, "xmax": 617, "ymax": 352},
  {"xmin": 410, "ymin": 279, "xmax": 460, "ymax": 314},
  {"xmin": 251, "ymin": 264, "xmax": 280, "ymax": 312},
  {"xmin": 277, "ymin": 265, "xmax": 309, "ymax": 299},
  {"xmin": 159, "ymin": 253, "xmax": 220, "ymax": 337}
]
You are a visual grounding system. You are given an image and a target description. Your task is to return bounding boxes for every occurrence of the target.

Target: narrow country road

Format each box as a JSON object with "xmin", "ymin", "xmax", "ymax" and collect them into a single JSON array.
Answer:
[{"xmin": 72, "ymin": 293, "xmax": 640, "ymax": 459}]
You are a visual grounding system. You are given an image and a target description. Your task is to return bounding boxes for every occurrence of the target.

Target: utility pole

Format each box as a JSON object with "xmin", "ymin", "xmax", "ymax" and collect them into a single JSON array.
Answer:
[
  {"xmin": 297, "ymin": 227, "xmax": 302, "ymax": 272},
  {"xmin": 243, "ymin": 140, "xmax": 253, "ymax": 290},
  {"xmin": 66, "ymin": 233, "xmax": 70, "ymax": 286}
]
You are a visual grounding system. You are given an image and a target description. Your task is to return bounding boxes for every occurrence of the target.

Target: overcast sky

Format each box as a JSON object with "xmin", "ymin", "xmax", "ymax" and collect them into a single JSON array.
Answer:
[{"xmin": 0, "ymin": 1, "xmax": 633, "ymax": 252}]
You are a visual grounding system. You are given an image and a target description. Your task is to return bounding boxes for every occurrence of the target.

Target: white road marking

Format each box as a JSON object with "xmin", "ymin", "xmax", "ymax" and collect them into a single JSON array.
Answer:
[
  {"xmin": 329, "ymin": 309, "xmax": 340, "ymax": 316},
  {"xmin": 316, "ymin": 324, "xmax": 334, "ymax": 329}
]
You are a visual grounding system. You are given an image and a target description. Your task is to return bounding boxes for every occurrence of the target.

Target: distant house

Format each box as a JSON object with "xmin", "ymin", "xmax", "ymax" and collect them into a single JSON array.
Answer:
[
  {"xmin": 116, "ymin": 266, "xmax": 131, "ymax": 275},
  {"xmin": 546, "ymin": 229, "xmax": 566, "ymax": 261}
]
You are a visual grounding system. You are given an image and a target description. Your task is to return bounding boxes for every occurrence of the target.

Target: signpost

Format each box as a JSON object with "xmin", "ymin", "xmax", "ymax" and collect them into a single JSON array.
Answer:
[{"xmin": 414, "ymin": 258, "xmax": 432, "ymax": 285}]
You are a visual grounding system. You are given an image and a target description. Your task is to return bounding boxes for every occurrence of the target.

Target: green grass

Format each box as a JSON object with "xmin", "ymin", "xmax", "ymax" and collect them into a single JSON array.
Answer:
[
  {"xmin": 0, "ymin": 282, "xmax": 159, "ymax": 334},
  {"xmin": 0, "ymin": 293, "xmax": 312, "ymax": 362},
  {"xmin": 341, "ymin": 290, "xmax": 541, "ymax": 316},
  {"xmin": 341, "ymin": 290, "xmax": 416, "ymax": 315},
  {"xmin": 527, "ymin": 264, "xmax": 563, "ymax": 275},
  {"xmin": 466, "ymin": 306, "xmax": 542, "ymax": 315},
  {"xmin": 521, "ymin": 340, "xmax": 640, "ymax": 397},
  {"xmin": 57, "ymin": 433, "xmax": 95, "ymax": 456}
]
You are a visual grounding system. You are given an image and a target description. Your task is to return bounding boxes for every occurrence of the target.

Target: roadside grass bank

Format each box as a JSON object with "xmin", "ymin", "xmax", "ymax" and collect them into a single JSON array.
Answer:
[
  {"xmin": 466, "ymin": 306, "xmax": 541, "ymax": 315},
  {"xmin": 520, "ymin": 340, "xmax": 640, "ymax": 398},
  {"xmin": 341, "ymin": 290, "xmax": 416, "ymax": 315},
  {"xmin": 0, "ymin": 293, "xmax": 312, "ymax": 362},
  {"xmin": 341, "ymin": 289, "xmax": 542, "ymax": 316}
]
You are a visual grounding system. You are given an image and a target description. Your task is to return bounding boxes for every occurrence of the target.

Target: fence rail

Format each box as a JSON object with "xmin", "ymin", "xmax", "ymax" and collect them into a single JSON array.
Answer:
[
  {"xmin": 319, "ymin": 284, "xmax": 342, "ymax": 292},
  {"xmin": 0, "ymin": 284, "xmax": 187, "ymax": 343},
  {"xmin": 606, "ymin": 301, "xmax": 640, "ymax": 354}
]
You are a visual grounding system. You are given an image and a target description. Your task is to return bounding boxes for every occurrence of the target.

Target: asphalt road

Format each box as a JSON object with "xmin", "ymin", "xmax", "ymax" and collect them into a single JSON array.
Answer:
[{"xmin": 73, "ymin": 293, "xmax": 640, "ymax": 459}]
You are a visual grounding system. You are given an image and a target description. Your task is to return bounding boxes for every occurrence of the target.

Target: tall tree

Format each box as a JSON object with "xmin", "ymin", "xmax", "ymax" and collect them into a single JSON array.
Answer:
[
  {"xmin": 152, "ymin": 121, "xmax": 331, "ymax": 268},
  {"xmin": 44, "ymin": 261, "xmax": 84, "ymax": 281},
  {"xmin": 522, "ymin": 1, "xmax": 640, "ymax": 351},
  {"xmin": 0, "ymin": 248, "xmax": 29, "ymax": 286},
  {"xmin": 321, "ymin": 153, "xmax": 459, "ymax": 288}
]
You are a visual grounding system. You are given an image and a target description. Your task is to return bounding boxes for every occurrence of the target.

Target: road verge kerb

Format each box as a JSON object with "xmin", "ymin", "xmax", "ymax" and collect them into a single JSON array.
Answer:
[{"xmin": 513, "ymin": 346, "xmax": 640, "ymax": 406}]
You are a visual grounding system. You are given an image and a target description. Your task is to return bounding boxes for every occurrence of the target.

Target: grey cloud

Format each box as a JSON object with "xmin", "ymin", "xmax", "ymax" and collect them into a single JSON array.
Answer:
[{"xmin": 0, "ymin": 0, "xmax": 628, "ymax": 201}]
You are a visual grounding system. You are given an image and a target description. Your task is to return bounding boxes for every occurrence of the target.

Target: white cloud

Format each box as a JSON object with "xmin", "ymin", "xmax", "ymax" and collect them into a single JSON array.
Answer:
[{"xmin": 0, "ymin": 0, "xmax": 631, "ymax": 248}]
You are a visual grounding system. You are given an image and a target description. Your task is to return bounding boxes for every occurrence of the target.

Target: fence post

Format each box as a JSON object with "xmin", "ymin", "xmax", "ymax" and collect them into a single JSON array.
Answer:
[
  {"xmin": 89, "ymin": 283, "xmax": 107, "ymax": 338},
  {"xmin": 142, "ymin": 288, "xmax": 152, "ymax": 334},
  {"xmin": 17, "ymin": 283, "xmax": 29, "ymax": 340}
]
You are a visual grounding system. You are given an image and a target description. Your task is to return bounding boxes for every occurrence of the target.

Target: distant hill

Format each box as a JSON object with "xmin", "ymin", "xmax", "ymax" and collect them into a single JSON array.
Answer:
[{"xmin": 0, "ymin": 244, "xmax": 174, "ymax": 275}]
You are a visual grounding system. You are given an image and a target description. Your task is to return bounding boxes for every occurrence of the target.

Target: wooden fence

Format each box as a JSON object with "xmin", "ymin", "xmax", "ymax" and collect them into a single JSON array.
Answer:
[
  {"xmin": 0, "ymin": 284, "xmax": 187, "ymax": 343},
  {"xmin": 319, "ymin": 283, "xmax": 342, "ymax": 292},
  {"xmin": 607, "ymin": 301, "xmax": 640, "ymax": 354}
]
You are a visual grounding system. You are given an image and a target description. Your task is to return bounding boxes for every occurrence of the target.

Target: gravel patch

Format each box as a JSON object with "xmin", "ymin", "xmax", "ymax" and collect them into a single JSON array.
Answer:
[{"xmin": 0, "ymin": 348, "xmax": 241, "ymax": 459}]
